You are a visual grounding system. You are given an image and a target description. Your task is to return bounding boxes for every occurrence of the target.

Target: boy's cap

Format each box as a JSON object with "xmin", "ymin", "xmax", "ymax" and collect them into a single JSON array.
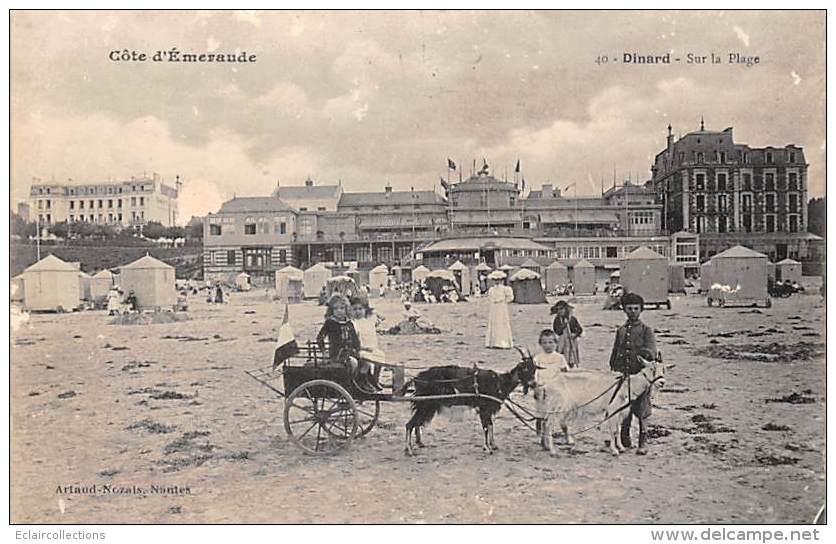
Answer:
[{"xmin": 621, "ymin": 292, "xmax": 644, "ymax": 307}]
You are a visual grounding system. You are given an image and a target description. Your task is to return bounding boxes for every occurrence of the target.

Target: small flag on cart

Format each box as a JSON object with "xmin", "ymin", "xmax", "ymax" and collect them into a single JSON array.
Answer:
[{"xmin": 273, "ymin": 304, "xmax": 299, "ymax": 370}]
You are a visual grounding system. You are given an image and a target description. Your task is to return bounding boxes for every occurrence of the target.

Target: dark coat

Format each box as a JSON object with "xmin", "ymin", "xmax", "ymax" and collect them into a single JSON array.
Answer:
[
  {"xmin": 316, "ymin": 317, "xmax": 360, "ymax": 364},
  {"xmin": 608, "ymin": 319, "xmax": 657, "ymax": 375},
  {"xmin": 553, "ymin": 315, "xmax": 583, "ymax": 337}
]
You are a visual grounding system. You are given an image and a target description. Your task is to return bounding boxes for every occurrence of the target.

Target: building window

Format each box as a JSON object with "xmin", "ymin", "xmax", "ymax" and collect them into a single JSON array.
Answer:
[
  {"xmin": 695, "ymin": 173, "xmax": 705, "ymax": 191},
  {"xmin": 720, "ymin": 151, "xmax": 727, "ymax": 163},
  {"xmin": 742, "ymin": 193, "xmax": 752, "ymax": 212},
  {"xmin": 227, "ymin": 250, "xmax": 237, "ymax": 264},
  {"xmin": 696, "ymin": 195, "xmax": 705, "ymax": 211},
  {"xmin": 718, "ymin": 194, "xmax": 727, "ymax": 212},
  {"xmin": 37, "ymin": 200, "xmax": 43, "ymax": 209},
  {"xmin": 765, "ymin": 173, "xmax": 775, "ymax": 191},
  {"xmin": 788, "ymin": 151, "xmax": 796, "ymax": 163},
  {"xmin": 69, "ymin": 215, "xmax": 74, "ymax": 222},
  {"xmin": 717, "ymin": 173, "xmax": 727, "ymax": 192},
  {"xmin": 299, "ymin": 207, "xmax": 308, "ymax": 212},
  {"xmin": 742, "ymin": 215, "xmax": 752, "ymax": 233},
  {"xmin": 79, "ymin": 200, "xmax": 85, "ymax": 209},
  {"xmin": 789, "ymin": 215, "xmax": 799, "ymax": 233},
  {"xmin": 98, "ymin": 199, "xmax": 103, "ymax": 208},
  {"xmin": 69, "ymin": 201, "xmax": 75, "ymax": 210},
  {"xmin": 276, "ymin": 221, "xmax": 286, "ymax": 234},
  {"xmin": 139, "ymin": 197, "xmax": 145, "ymax": 206},
  {"xmin": 753, "ymin": 176, "xmax": 763, "ymax": 191},
  {"xmin": 118, "ymin": 213, "xmax": 122, "ymax": 221},
  {"xmin": 46, "ymin": 200, "xmax": 51, "ymax": 209},
  {"xmin": 108, "ymin": 199, "xmax": 113, "ymax": 208},
  {"xmin": 766, "ymin": 215, "xmax": 776, "ymax": 233},
  {"xmin": 696, "ymin": 152, "xmax": 704, "ymax": 164},
  {"xmin": 279, "ymin": 249, "xmax": 287, "ymax": 264},
  {"xmin": 765, "ymin": 194, "xmax": 775, "ymax": 212},
  {"xmin": 244, "ymin": 217, "xmax": 257, "ymax": 235},
  {"xmin": 788, "ymin": 194, "xmax": 799, "ymax": 213},
  {"xmin": 766, "ymin": 151, "xmax": 773, "ymax": 164},
  {"xmin": 788, "ymin": 173, "xmax": 798, "ymax": 191},
  {"xmin": 209, "ymin": 224, "xmax": 222, "ymax": 236}
]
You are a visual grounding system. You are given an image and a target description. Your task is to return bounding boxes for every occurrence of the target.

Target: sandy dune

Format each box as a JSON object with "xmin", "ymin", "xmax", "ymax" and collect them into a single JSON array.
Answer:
[{"xmin": 10, "ymin": 287, "xmax": 826, "ymax": 523}]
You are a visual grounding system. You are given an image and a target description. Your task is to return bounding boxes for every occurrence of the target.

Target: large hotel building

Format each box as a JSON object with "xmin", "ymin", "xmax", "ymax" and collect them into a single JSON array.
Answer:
[
  {"xmin": 24, "ymin": 174, "xmax": 181, "ymax": 227},
  {"xmin": 202, "ymin": 123, "xmax": 823, "ymax": 285}
]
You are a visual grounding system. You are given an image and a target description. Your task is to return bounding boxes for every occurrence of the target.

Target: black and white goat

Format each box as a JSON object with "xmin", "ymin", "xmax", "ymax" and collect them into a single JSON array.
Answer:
[{"xmin": 404, "ymin": 347, "xmax": 538, "ymax": 456}]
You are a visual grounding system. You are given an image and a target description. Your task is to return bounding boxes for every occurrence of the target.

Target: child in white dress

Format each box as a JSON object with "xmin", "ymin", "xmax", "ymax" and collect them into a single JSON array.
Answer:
[
  {"xmin": 350, "ymin": 296, "xmax": 385, "ymax": 391},
  {"xmin": 533, "ymin": 329, "xmax": 569, "ymax": 432}
]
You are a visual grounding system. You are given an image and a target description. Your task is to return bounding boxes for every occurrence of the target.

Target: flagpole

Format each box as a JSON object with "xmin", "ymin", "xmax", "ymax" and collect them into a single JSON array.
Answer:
[{"xmin": 36, "ymin": 214, "xmax": 41, "ymax": 261}]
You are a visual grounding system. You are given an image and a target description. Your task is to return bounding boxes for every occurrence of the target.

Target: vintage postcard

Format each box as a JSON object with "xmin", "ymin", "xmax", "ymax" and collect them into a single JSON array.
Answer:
[{"xmin": 8, "ymin": 10, "xmax": 827, "ymax": 527}]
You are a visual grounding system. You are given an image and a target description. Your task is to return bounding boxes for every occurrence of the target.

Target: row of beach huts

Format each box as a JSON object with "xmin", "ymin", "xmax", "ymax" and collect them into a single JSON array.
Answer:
[{"xmin": 10, "ymin": 254, "xmax": 177, "ymax": 312}]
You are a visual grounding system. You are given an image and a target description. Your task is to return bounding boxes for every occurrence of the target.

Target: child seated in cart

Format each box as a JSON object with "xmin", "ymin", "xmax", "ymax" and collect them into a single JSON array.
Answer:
[
  {"xmin": 316, "ymin": 294, "xmax": 378, "ymax": 392},
  {"xmin": 350, "ymin": 295, "xmax": 385, "ymax": 391}
]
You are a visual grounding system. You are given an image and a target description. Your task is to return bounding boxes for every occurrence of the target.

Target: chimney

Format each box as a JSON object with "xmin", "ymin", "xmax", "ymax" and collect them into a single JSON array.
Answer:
[
  {"xmin": 305, "ymin": 177, "xmax": 313, "ymax": 187},
  {"xmin": 667, "ymin": 124, "xmax": 674, "ymax": 150},
  {"xmin": 384, "ymin": 184, "xmax": 392, "ymax": 196},
  {"xmin": 542, "ymin": 184, "xmax": 553, "ymax": 198}
]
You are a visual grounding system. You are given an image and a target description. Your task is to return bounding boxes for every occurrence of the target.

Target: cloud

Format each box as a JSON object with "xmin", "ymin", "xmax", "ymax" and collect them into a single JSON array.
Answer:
[
  {"xmin": 9, "ymin": 10, "xmax": 826, "ymax": 210},
  {"xmin": 11, "ymin": 112, "xmax": 321, "ymax": 223},
  {"xmin": 733, "ymin": 25, "xmax": 750, "ymax": 47}
]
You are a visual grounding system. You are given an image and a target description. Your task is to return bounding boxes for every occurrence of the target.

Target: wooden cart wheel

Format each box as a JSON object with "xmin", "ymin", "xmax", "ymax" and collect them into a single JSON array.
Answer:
[
  {"xmin": 283, "ymin": 379, "xmax": 358, "ymax": 455},
  {"xmin": 354, "ymin": 400, "xmax": 381, "ymax": 437}
]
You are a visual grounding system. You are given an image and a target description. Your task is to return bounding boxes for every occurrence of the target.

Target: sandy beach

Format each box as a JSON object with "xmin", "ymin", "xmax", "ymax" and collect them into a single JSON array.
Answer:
[{"xmin": 10, "ymin": 287, "xmax": 826, "ymax": 523}]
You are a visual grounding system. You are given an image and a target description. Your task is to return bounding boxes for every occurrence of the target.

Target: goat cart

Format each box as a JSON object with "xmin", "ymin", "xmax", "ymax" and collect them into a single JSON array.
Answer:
[{"xmin": 245, "ymin": 342, "xmax": 537, "ymax": 455}]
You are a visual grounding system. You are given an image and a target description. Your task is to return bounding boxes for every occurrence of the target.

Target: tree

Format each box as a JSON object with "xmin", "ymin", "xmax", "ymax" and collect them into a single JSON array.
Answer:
[
  {"xmin": 49, "ymin": 221, "xmax": 70, "ymax": 239},
  {"xmin": 141, "ymin": 221, "xmax": 168, "ymax": 239},
  {"xmin": 10, "ymin": 213, "xmax": 37, "ymax": 238},
  {"xmin": 807, "ymin": 197, "xmax": 826, "ymax": 238}
]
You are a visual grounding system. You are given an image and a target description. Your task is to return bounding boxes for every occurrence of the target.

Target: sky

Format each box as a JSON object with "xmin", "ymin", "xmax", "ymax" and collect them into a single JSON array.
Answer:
[{"xmin": 10, "ymin": 10, "xmax": 826, "ymax": 224}]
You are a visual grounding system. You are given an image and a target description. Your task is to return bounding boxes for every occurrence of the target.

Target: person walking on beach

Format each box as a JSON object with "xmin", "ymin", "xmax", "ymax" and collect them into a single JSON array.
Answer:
[
  {"xmin": 485, "ymin": 271, "xmax": 514, "ymax": 349},
  {"xmin": 551, "ymin": 300, "xmax": 583, "ymax": 367}
]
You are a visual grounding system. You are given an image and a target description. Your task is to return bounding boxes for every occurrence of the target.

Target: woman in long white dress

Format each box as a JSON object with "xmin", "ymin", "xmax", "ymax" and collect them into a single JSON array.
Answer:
[{"xmin": 485, "ymin": 271, "xmax": 515, "ymax": 349}]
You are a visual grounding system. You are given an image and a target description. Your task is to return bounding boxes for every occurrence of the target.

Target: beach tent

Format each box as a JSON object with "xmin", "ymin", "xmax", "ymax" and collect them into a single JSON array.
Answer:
[
  {"xmin": 668, "ymin": 264, "xmax": 686, "ymax": 293},
  {"xmin": 520, "ymin": 258, "xmax": 542, "ymax": 276},
  {"xmin": 776, "ymin": 258, "xmax": 802, "ymax": 284},
  {"xmin": 509, "ymin": 268, "xmax": 546, "ymax": 304},
  {"xmin": 412, "ymin": 265, "xmax": 430, "ymax": 284},
  {"xmin": 10, "ymin": 275, "xmax": 25, "ymax": 303},
  {"xmin": 572, "ymin": 259, "xmax": 596, "ymax": 295},
  {"xmin": 90, "ymin": 270, "xmax": 115, "ymax": 301},
  {"xmin": 275, "ymin": 265, "xmax": 304, "ymax": 303},
  {"xmin": 425, "ymin": 269, "xmax": 458, "ymax": 299},
  {"xmin": 368, "ymin": 264, "xmax": 389, "ymax": 296},
  {"xmin": 324, "ymin": 275, "xmax": 359, "ymax": 301},
  {"xmin": 544, "ymin": 261, "xmax": 569, "ymax": 292},
  {"xmin": 120, "ymin": 255, "xmax": 177, "ymax": 311},
  {"xmin": 620, "ymin": 247, "xmax": 669, "ymax": 307},
  {"xmin": 22, "ymin": 255, "xmax": 80, "ymax": 312},
  {"xmin": 392, "ymin": 265, "xmax": 406, "ymax": 284},
  {"xmin": 700, "ymin": 260, "xmax": 713, "ymax": 293},
  {"xmin": 303, "ymin": 263, "xmax": 331, "ymax": 299},
  {"xmin": 708, "ymin": 245, "xmax": 769, "ymax": 306},
  {"xmin": 447, "ymin": 260, "xmax": 470, "ymax": 292},
  {"xmin": 78, "ymin": 271, "xmax": 93, "ymax": 302},
  {"xmin": 235, "ymin": 272, "xmax": 252, "ymax": 292}
]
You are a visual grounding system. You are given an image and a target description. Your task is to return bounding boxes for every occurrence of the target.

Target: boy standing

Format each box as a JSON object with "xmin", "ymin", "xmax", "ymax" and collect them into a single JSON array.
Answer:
[{"xmin": 608, "ymin": 293, "xmax": 657, "ymax": 455}]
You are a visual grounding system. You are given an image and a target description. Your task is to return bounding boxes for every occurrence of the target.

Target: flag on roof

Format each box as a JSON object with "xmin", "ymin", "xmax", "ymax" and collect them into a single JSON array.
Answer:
[
  {"xmin": 273, "ymin": 304, "xmax": 299, "ymax": 370},
  {"xmin": 515, "ymin": 159, "xmax": 521, "ymax": 173},
  {"xmin": 439, "ymin": 176, "xmax": 449, "ymax": 191},
  {"xmin": 447, "ymin": 158, "xmax": 456, "ymax": 170}
]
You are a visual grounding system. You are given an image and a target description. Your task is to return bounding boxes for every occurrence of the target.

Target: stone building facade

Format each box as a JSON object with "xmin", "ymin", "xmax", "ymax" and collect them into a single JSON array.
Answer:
[{"xmin": 650, "ymin": 123, "xmax": 817, "ymax": 262}]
